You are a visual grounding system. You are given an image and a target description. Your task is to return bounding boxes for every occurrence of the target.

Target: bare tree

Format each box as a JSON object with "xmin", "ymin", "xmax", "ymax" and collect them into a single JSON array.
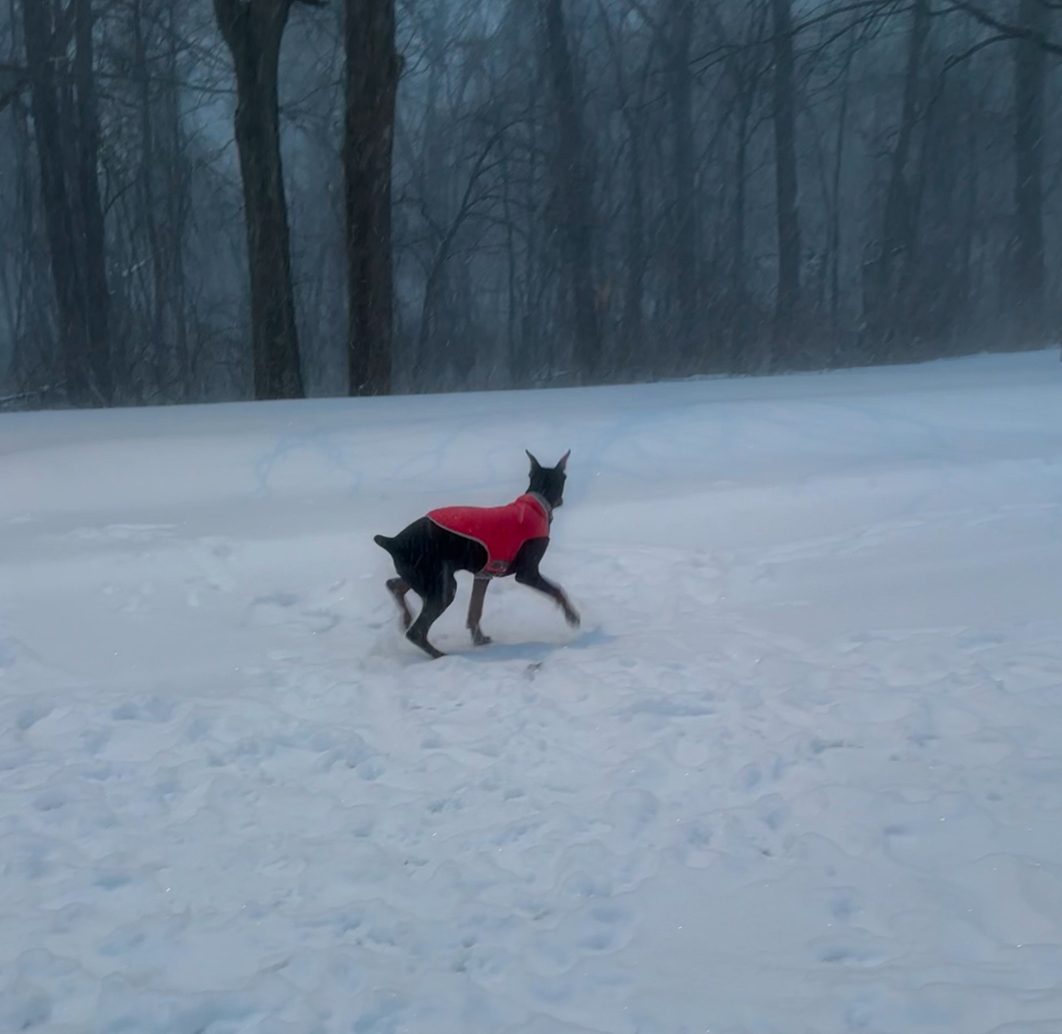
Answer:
[
  {"xmin": 22, "ymin": 0, "xmax": 112, "ymax": 405},
  {"xmin": 865, "ymin": 0, "xmax": 931, "ymax": 353},
  {"xmin": 73, "ymin": 0, "xmax": 111, "ymax": 402},
  {"xmin": 0, "ymin": 34, "xmax": 55, "ymax": 400},
  {"xmin": 827, "ymin": 39, "xmax": 856, "ymax": 330},
  {"xmin": 770, "ymin": 0, "xmax": 802, "ymax": 350},
  {"xmin": 1012, "ymin": 0, "xmax": 1048, "ymax": 330},
  {"xmin": 213, "ymin": 0, "xmax": 311, "ymax": 400},
  {"xmin": 4, "ymin": 0, "xmax": 1062, "ymax": 409},
  {"xmin": 542, "ymin": 0, "xmax": 600, "ymax": 381},
  {"xmin": 121, "ymin": 0, "xmax": 194, "ymax": 400},
  {"xmin": 667, "ymin": 0, "xmax": 697, "ymax": 360},
  {"xmin": 701, "ymin": 0, "xmax": 771, "ymax": 366},
  {"xmin": 344, "ymin": 0, "xmax": 400, "ymax": 396},
  {"xmin": 598, "ymin": 0, "xmax": 654, "ymax": 372}
]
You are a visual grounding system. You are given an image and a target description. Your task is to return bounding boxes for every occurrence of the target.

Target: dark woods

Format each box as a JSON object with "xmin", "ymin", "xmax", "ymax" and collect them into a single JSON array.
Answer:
[{"xmin": 0, "ymin": 0, "xmax": 1058, "ymax": 409}]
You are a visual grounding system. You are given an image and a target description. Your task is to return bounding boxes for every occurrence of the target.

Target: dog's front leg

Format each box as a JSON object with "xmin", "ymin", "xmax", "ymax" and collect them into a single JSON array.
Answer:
[
  {"xmin": 513, "ymin": 539, "xmax": 580, "ymax": 628},
  {"xmin": 467, "ymin": 574, "xmax": 492, "ymax": 646},
  {"xmin": 517, "ymin": 569, "xmax": 580, "ymax": 627}
]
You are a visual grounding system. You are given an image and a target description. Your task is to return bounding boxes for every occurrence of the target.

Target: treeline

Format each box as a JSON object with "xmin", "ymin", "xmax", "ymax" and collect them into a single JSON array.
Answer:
[{"xmin": 0, "ymin": 0, "xmax": 1058, "ymax": 409}]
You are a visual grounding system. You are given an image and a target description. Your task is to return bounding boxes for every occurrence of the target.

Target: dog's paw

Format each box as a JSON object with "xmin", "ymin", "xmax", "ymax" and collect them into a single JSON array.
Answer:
[
  {"xmin": 407, "ymin": 630, "xmax": 445, "ymax": 660},
  {"xmin": 564, "ymin": 606, "xmax": 581, "ymax": 629},
  {"xmin": 471, "ymin": 631, "xmax": 493, "ymax": 647}
]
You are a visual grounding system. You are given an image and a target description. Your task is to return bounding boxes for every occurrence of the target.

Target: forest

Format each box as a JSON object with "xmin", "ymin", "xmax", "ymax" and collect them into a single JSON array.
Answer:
[{"xmin": 0, "ymin": 0, "xmax": 1058, "ymax": 408}]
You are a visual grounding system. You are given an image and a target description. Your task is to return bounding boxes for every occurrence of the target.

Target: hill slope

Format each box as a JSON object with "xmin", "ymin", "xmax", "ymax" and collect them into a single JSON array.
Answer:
[{"xmin": 1, "ymin": 350, "xmax": 1061, "ymax": 1032}]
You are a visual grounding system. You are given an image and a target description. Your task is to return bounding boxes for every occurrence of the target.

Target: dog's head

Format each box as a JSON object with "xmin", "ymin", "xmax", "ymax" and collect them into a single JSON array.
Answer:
[{"xmin": 525, "ymin": 450, "xmax": 570, "ymax": 510}]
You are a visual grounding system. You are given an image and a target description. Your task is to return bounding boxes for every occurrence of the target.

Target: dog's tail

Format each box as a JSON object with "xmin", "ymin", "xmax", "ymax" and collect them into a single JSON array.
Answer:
[{"xmin": 373, "ymin": 533, "xmax": 397, "ymax": 556}]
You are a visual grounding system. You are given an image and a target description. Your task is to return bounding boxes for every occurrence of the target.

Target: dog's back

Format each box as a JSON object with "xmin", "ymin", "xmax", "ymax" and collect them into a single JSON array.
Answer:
[{"xmin": 374, "ymin": 516, "xmax": 486, "ymax": 597}]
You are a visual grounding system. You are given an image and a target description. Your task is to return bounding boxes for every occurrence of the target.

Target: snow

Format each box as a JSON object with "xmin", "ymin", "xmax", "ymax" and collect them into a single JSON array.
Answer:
[{"xmin": 1, "ymin": 348, "xmax": 1061, "ymax": 1033}]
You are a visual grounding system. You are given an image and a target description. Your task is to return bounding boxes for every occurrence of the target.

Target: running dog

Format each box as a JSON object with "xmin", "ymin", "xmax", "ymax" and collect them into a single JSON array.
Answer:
[{"xmin": 374, "ymin": 451, "xmax": 579, "ymax": 658}]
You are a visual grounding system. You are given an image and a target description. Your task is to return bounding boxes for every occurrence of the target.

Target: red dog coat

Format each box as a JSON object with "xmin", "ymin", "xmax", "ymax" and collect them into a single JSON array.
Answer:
[{"xmin": 427, "ymin": 494, "xmax": 550, "ymax": 576}]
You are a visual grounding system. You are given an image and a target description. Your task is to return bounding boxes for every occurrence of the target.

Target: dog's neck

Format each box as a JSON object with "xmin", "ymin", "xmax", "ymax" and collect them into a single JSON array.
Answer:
[{"xmin": 526, "ymin": 491, "xmax": 554, "ymax": 524}]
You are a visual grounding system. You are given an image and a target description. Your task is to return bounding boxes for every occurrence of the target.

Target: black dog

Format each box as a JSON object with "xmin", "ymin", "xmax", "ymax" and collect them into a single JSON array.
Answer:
[{"xmin": 374, "ymin": 451, "xmax": 580, "ymax": 658}]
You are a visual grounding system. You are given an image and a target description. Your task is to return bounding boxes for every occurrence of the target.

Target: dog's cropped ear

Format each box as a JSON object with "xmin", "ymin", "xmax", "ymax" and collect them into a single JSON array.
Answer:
[
  {"xmin": 556, "ymin": 450, "xmax": 570, "ymax": 472},
  {"xmin": 526, "ymin": 450, "xmax": 542, "ymax": 472}
]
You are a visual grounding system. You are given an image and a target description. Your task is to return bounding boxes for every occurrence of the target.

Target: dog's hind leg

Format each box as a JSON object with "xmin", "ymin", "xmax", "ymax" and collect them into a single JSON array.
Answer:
[
  {"xmin": 467, "ymin": 574, "xmax": 492, "ymax": 646},
  {"xmin": 406, "ymin": 569, "xmax": 457, "ymax": 659},
  {"xmin": 386, "ymin": 578, "xmax": 413, "ymax": 630}
]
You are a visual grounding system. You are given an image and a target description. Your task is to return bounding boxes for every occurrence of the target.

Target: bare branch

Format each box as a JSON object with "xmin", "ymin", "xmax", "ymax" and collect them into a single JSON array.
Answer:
[{"xmin": 943, "ymin": 0, "xmax": 1062, "ymax": 54}]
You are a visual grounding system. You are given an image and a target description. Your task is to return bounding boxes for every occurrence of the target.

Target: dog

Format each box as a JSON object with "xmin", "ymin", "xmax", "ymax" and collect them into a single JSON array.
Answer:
[{"xmin": 374, "ymin": 451, "xmax": 580, "ymax": 658}]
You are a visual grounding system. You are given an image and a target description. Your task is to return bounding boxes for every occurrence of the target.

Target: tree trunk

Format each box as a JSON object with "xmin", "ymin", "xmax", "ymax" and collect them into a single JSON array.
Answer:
[
  {"xmin": 960, "ymin": 94, "xmax": 979, "ymax": 326},
  {"xmin": 164, "ymin": 0, "xmax": 192, "ymax": 394},
  {"xmin": 73, "ymin": 0, "xmax": 112, "ymax": 403},
  {"xmin": 624, "ymin": 126, "xmax": 646, "ymax": 373},
  {"xmin": 1012, "ymin": 0, "xmax": 1047, "ymax": 330},
  {"xmin": 501, "ymin": 149, "xmax": 518, "ymax": 380},
  {"xmin": 23, "ymin": 0, "xmax": 112, "ymax": 406},
  {"xmin": 870, "ymin": 0, "xmax": 930, "ymax": 346},
  {"xmin": 770, "ymin": 0, "xmax": 801, "ymax": 349},
  {"xmin": 3, "ymin": 51, "xmax": 53, "ymax": 392},
  {"xmin": 732, "ymin": 95, "xmax": 753, "ymax": 311},
  {"xmin": 131, "ymin": 0, "xmax": 167, "ymax": 392},
  {"xmin": 515, "ymin": 84, "xmax": 542, "ymax": 385},
  {"xmin": 829, "ymin": 47, "xmax": 854, "ymax": 331},
  {"xmin": 23, "ymin": 0, "xmax": 80, "ymax": 398},
  {"xmin": 598, "ymin": 0, "xmax": 647, "ymax": 373},
  {"xmin": 668, "ymin": 0, "xmax": 696, "ymax": 362},
  {"xmin": 344, "ymin": 0, "xmax": 399, "ymax": 396},
  {"xmin": 214, "ymin": 0, "xmax": 304, "ymax": 400},
  {"xmin": 730, "ymin": 94, "xmax": 753, "ymax": 371},
  {"xmin": 542, "ymin": 0, "xmax": 600, "ymax": 381}
]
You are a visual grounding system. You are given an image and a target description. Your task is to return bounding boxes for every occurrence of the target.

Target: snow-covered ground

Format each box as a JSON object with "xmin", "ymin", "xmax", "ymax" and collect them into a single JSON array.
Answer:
[{"xmin": 2, "ymin": 349, "xmax": 1061, "ymax": 1033}]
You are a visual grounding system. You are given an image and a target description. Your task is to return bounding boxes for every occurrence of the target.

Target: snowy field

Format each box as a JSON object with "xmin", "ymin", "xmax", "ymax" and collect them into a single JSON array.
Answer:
[{"xmin": 2, "ymin": 349, "xmax": 1062, "ymax": 1034}]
